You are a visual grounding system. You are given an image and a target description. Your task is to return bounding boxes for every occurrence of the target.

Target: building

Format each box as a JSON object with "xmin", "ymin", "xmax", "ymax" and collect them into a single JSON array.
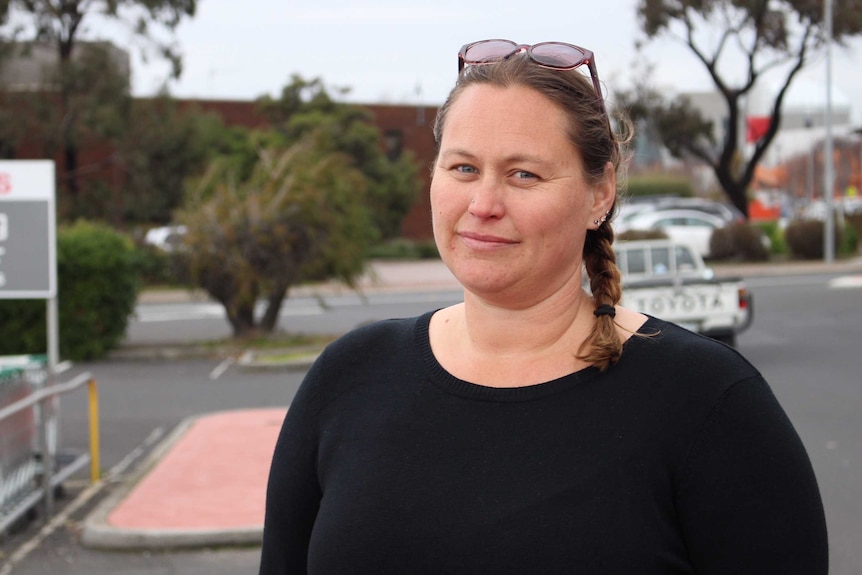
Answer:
[{"xmin": 0, "ymin": 41, "xmax": 131, "ymax": 91}]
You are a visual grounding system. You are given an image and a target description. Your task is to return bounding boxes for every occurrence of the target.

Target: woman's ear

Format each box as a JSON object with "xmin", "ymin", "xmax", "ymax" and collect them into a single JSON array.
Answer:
[{"xmin": 589, "ymin": 162, "xmax": 616, "ymax": 226}]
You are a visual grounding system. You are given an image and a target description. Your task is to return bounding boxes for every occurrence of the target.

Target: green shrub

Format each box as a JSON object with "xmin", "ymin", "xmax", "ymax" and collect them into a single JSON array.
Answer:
[
  {"xmin": 840, "ymin": 220, "xmax": 858, "ymax": 255},
  {"xmin": 415, "ymin": 241, "xmax": 441, "ymax": 259},
  {"xmin": 709, "ymin": 223, "xmax": 770, "ymax": 262},
  {"xmin": 784, "ymin": 219, "xmax": 843, "ymax": 260},
  {"xmin": 756, "ymin": 221, "xmax": 787, "ymax": 256},
  {"xmin": 615, "ymin": 229, "xmax": 668, "ymax": 242},
  {"xmin": 626, "ymin": 175, "xmax": 694, "ymax": 199},
  {"xmin": 368, "ymin": 238, "xmax": 440, "ymax": 260},
  {"xmin": 130, "ymin": 244, "xmax": 172, "ymax": 285},
  {"xmin": 0, "ymin": 221, "xmax": 140, "ymax": 360},
  {"xmin": 131, "ymin": 245, "xmax": 194, "ymax": 287}
]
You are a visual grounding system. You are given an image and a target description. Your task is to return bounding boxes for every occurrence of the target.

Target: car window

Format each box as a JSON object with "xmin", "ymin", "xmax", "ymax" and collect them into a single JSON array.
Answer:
[
  {"xmin": 625, "ymin": 248, "xmax": 646, "ymax": 275},
  {"xmin": 683, "ymin": 216, "xmax": 713, "ymax": 227},
  {"xmin": 650, "ymin": 247, "xmax": 671, "ymax": 275},
  {"xmin": 675, "ymin": 245, "xmax": 697, "ymax": 270}
]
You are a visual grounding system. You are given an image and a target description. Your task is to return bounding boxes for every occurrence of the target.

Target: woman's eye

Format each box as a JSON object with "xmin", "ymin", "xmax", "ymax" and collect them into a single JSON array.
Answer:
[
  {"xmin": 513, "ymin": 170, "xmax": 538, "ymax": 180},
  {"xmin": 454, "ymin": 164, "xmax": 478, "ymax": 174}
]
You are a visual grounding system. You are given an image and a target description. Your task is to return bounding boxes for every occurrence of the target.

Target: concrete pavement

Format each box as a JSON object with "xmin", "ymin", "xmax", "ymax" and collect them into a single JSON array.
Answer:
[{"xmin": 78, "ymin": 256, "xmax": 862, "ymax": 551}]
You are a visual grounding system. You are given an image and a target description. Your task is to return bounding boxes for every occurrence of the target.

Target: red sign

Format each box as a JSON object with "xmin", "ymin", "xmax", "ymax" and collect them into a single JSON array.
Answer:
[{"xmin": 746, "ymin": 116, "xmax": 771, "ymax": 144}]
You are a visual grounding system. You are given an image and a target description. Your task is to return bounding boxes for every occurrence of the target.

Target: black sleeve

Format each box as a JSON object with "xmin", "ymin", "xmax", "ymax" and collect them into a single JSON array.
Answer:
[
  {"xmin": 258, "ymin": 360, "xmax": 323, "ymax": 575},
  {"xmin": 675, "ymin": 376, "xmax": 828, "ymax": 574}
]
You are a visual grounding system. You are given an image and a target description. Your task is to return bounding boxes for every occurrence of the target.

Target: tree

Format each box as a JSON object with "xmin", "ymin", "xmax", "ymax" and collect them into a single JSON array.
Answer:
[
  {"xmin": 177, "ymin": 134, "xmax": 376, "ymax": 337},
  {"xmin": 258, "ymin": 75, "xmax": 422, "ymax": 240},
  {"xmin": 625, "ymin": 0, "xmax": 862, "ymax": 218},
  {"xmin": 0, "ymin": 11, "xmax": 24, "ymax": 157},
  {"xmin": 0, "ymin": 0, "xmax": 196, "ymax": 203},
  {"xmin": 173, "ymin": 76, "xmax": 423, "ymax": 337},
  {"xmin": 118, "ymin": 96, "xmax": 228, "ymax": 223},
  {"xmin": 30, "ymin": 41, "xmax": 133, "ymax": 220}
]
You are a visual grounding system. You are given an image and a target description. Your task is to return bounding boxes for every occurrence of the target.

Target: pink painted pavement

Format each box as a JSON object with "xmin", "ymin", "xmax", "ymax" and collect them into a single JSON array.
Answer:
[{"xmin": 107, "ymin": 408, "xmax": 287, "ymax": 530}]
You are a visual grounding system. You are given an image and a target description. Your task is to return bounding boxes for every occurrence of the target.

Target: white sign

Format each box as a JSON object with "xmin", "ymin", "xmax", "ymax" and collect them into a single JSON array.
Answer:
[{"xmin": 0, "ymin": 161, "xmax": 57, "ymax": 298}]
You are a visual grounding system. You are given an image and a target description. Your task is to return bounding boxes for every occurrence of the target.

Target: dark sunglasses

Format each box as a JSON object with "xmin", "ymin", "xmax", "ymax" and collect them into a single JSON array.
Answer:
[{"xmin": 458, "ymin": 39, "xmax": 607, "ymax": 118}]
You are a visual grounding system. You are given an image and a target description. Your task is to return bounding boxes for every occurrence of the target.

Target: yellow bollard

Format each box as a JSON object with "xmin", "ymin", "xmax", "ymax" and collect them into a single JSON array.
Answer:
[{"xmin": 87, "ymin": 378, "xmax": 100, "ymax": 483}]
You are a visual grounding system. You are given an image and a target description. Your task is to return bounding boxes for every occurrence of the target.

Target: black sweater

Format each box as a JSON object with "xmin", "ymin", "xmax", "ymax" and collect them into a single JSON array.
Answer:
[{"xmin": 259, "ymin": 312, "xmax": 827, "ymax": 574}]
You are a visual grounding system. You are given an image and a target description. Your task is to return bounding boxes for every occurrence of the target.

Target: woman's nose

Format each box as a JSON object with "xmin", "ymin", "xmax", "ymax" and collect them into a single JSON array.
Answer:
[{"xmin": 468, "ymin": 180, "xmax": 505, "ymax": 219}]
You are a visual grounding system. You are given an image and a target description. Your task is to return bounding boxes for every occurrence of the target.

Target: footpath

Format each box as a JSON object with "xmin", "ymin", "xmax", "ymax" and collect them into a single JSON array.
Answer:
[{"xmin": 80, "ymin": 257, "xmax": 862, "ymax": 551}]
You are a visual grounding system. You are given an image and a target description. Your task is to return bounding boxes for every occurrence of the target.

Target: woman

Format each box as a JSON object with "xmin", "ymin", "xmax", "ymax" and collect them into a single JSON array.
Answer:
[{"xmin": 259, "ymin": 40, "xmax": 827, "ymax": 574}]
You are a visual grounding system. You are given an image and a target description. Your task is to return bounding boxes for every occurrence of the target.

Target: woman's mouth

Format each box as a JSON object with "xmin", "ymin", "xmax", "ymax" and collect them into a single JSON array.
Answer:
[{"xmin": 457, "ymin": 231, "xmax": 518, "ymax": 250}]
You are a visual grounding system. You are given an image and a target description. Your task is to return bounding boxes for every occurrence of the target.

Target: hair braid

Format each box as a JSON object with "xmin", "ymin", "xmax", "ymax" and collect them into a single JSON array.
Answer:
[{"xmin": 578, "ymin": 221, "xmax": 624, "ymax": 371}]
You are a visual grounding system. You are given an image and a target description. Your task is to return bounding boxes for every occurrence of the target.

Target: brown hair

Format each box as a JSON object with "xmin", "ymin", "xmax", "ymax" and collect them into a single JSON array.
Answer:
[{"xmin": 433, "ymin": 54, "xmax": 633, "ymax": 371}]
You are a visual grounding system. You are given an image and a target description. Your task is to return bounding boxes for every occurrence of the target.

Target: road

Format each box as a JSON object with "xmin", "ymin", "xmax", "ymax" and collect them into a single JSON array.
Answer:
[
  {"xmin": 2, "ymin": 270, "xmax": 860, "ymax": 574},
  {"xmin": 125, "ymin": 289, "xmax": 466, "ymax": 345}
]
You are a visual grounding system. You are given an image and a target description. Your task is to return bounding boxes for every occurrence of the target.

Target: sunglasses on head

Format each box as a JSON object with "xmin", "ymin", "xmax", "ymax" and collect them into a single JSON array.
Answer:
[{"xmin": 457, "ymin": 39, "xmax": 607, "ymax": 118}]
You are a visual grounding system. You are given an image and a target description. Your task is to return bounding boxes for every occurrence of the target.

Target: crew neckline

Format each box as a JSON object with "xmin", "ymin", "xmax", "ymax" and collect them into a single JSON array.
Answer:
[{"xmin": 415, "ymin": 310, "xmax": 661, "ymax": 402}]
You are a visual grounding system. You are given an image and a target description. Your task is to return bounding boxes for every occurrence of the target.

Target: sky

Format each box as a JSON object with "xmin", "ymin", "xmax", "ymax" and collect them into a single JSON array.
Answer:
[{"xmin": 101, "ymin": 0, "xmax": 861, "ymax": 121}]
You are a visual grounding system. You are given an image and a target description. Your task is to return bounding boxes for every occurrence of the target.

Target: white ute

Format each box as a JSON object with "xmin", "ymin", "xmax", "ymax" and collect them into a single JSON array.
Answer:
[{"xmin": 614, "ymin": 239, "xmax": 753, "ymax": 347}]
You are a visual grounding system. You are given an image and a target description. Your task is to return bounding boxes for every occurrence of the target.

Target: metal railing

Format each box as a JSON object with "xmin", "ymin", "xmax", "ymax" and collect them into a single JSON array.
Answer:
[{"xmin": 0, "ymin": 371, "xmax": 99, "ymax": 535}]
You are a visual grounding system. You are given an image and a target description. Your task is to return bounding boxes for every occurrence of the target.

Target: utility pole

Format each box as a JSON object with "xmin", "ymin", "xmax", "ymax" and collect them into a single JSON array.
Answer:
[
  {"xmin": 805, "ymin": 117, "xmax": 815, "ymax": 205},
  {"xmin": 823, "ymin": 0, "xmax": 836, "ymax": 262}
]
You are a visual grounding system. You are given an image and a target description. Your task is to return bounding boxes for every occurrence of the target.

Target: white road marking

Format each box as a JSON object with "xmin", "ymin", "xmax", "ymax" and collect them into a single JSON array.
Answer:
[
  {"xmin": 209, "ymin": 357, "xmax": 236, "ymax": 380},
  {"xmin": 829, "ymin": 275, "xmax": 862, "ymax": 289}
]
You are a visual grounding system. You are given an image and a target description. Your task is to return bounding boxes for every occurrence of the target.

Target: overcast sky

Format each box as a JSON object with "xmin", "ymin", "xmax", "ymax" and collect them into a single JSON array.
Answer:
[{"xmin": 104, "ymin": 0, "xmax": 860, "ymax": 121}]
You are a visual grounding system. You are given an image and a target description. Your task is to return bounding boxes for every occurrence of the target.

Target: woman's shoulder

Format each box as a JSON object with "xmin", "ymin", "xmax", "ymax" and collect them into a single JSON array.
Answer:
[
  {"xmin": 297, "ymin": 312, "xmax": 432, "ymax": 405},
  {"xmin": 622, "ymin": 316, "xmax": 763, "ymax": 391},
  {"xmin": 308, "ymin": 311, "xmax": 433, "ymax": 379},
  {"xmin": 325, "ymin": 312, "xmax": 429, "ymax": 354}
]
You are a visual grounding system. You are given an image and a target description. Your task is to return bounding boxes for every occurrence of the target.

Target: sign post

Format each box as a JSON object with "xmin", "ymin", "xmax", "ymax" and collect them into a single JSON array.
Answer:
[{"xmin": 0, "ymin": 160, "xmax": 59, "ymax": 518}]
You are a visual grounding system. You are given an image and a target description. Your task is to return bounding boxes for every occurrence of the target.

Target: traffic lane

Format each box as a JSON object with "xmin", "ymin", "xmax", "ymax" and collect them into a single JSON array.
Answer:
[{"xmin": 738, "ymin": 276, "xmax": 861, "ymax": 574}]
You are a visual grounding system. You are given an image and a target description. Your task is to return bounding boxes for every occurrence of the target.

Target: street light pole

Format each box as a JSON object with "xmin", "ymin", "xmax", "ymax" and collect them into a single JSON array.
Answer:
[
  {"xmin": 823, "ymin": 0, "xmax": 835, "ymax": 262},
  {"xmin": 805, "ymin": 117, "xmax": 815, "ymax": 205}
]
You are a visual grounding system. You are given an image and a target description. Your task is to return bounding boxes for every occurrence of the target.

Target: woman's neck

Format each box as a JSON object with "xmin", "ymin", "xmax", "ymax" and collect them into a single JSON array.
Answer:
[
  {"xmin": 467, "ymin": 279, "xmax": 593, "ymax": 346},
  {"xmin": 430, "ymin": 277, "xmax": 597, "ymax": 387}
]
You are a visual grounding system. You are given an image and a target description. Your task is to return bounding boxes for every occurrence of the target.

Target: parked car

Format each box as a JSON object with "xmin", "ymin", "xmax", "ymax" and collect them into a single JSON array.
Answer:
[
  {"xmin": 144, "ymin": 225, "xmax": 187, "ymax": 253},
  {"xmin": 653, "ymin": 198, "xmax": 745, "ymax": 223},
  {"xmin": 617, "ymin": 197, "xmax": 744, "ymax": 226},
  {"xmin": 615, "ymin": 209, "xmax": 725, "ymax": 257},
  {"xmin": 614, "ymin": 239, "xmax": 753, "ymax": 346}
]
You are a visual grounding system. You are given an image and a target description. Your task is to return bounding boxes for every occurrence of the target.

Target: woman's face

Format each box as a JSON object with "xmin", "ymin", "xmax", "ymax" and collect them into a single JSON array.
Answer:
[{"xmin": 431, "ymin": 83, "xmax": 614, "ymax": 305}]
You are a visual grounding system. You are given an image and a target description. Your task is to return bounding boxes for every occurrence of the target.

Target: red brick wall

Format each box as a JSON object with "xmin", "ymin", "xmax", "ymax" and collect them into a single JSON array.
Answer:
[
  {"xmin": 173, "ymin": 98, "xmax": 271, "ymax": 130},
  {"xmin": 364, "ymin": 104, "xmax": 438, "ymax": 240}
]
